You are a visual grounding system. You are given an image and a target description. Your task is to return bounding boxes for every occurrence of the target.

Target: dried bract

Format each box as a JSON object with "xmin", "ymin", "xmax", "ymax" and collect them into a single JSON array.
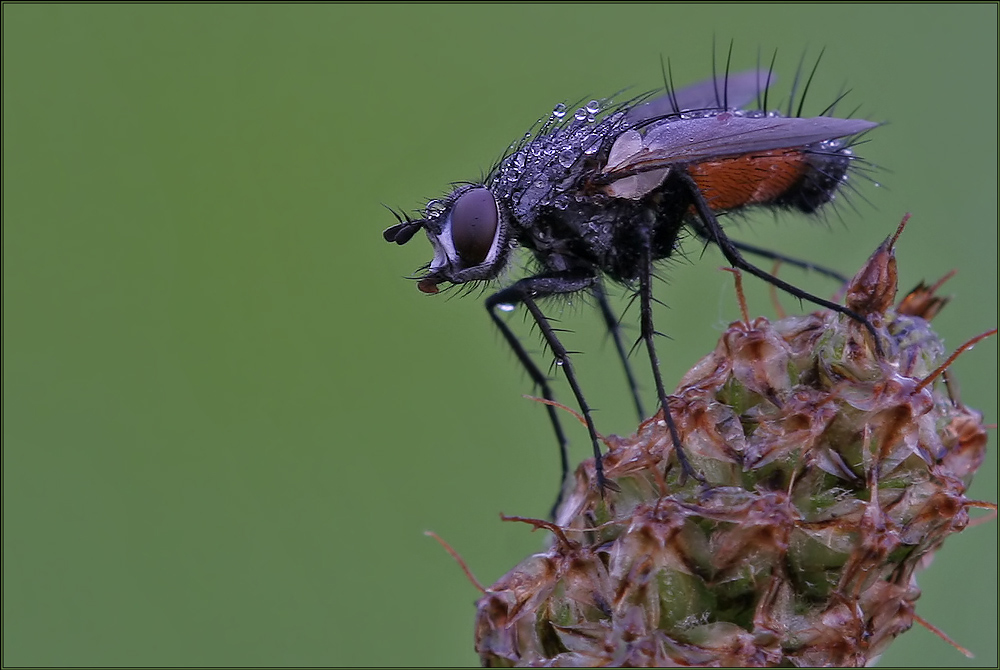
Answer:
[{"xmin": 475, "ymin": 230, "xmax": 993, "ymax": 667}]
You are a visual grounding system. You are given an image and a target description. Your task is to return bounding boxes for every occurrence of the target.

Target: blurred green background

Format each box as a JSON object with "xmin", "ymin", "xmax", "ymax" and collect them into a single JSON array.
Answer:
[{"xmin": 3, "ymin": 4, "xmax": 996, "ymax": 667}]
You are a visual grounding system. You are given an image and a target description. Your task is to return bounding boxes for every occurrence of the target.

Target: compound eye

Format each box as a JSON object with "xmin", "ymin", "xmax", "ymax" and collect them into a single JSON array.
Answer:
[{"xmin": 450, "ymin": 188, "xmax": 498, "ymax": 266}]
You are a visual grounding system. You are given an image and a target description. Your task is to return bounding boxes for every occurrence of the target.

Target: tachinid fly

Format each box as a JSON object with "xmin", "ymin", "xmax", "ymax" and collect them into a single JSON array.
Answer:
[{"xmin": 384, "ymin": 52, "xmax": 878, "ymax": 512}]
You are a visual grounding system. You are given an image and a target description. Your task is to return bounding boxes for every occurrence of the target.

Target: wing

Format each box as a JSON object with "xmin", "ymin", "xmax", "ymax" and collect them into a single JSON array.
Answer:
[
  {"xmin": 624, "ymin": 69, "xmax": 775, "ymax": 124},
  {"xmin": 604, "ymin": 115, "xmax": 878, "ymax": 176}
]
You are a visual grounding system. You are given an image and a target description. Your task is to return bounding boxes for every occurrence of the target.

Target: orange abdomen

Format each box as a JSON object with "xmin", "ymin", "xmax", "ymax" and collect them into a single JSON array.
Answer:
[{"xmin": 688, "ymin": 149, "xmax": 808, "ymax": 211}]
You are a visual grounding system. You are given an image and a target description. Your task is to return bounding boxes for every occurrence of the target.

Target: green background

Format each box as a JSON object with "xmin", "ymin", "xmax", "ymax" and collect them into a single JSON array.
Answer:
[{"xmin": 3, "ymin": 4, "xmax": 996, "ymax": 667}]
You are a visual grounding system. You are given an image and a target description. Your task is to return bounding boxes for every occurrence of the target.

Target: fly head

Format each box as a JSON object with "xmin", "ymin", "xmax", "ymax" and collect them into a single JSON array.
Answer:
[{"xmin": 383, "ymin": 185, "xmax": 511, "ymax": 294}]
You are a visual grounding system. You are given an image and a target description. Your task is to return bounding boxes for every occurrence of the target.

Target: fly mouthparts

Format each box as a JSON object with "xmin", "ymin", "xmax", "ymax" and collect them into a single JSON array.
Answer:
[{"xmin": 417, "ymin": 276, "xmax": 442, "ymax": 294}]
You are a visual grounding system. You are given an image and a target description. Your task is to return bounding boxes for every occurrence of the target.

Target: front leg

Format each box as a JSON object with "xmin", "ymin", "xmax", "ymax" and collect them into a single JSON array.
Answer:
[{"xmin": 485, "ymin": 271, "xmax": 613, "ymax": 515}]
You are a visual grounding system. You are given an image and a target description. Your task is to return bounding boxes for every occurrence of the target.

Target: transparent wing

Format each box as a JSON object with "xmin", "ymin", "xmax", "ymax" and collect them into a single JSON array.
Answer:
[
  {"xmin": 604, "ymin": 115, "xmax": 878, "ymax": 176},
  {"xmin": 625, "ymin": 69, "xmax": 775, "ymax": 124}
]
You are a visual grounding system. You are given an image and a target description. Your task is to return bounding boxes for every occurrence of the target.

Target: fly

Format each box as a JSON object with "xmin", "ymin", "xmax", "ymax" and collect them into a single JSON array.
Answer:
[{"xmin": 383, "ymin": 50, "xmax": 879, "ymax": 513}]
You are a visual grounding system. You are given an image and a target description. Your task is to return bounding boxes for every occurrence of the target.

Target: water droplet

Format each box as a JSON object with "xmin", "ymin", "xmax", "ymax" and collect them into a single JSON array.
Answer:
[
  {"xmin": 555, "ymin": 359, "xmax": 564, "ymax": 367},
  {"xmin": 498, "ymin": 303, "xmax": 516, "ymax": 313},
  {"xmin": 585, "ymin": 100, "xmax": 600, "ymax": 114},
  {"xmin": 513, "ymin": 152, "xmax": 526, "ymax": 169},
  {"xmin": 574, "ymin": 107, "xmax": 588, "ymax": 121},
  {"xmin": 583, "ymin": 133, "xmax": 601, "ymax": 154},
  {"xmin": 425, "ymin": 199, "xmax": 445, "ymax": 214},
  {"xmin": 552, "ymin": 102, "xmax": 567, "ymax": 119},
  {"xmin": 558, "ymin": 148, "xmax": 576, "ymax": 168}
]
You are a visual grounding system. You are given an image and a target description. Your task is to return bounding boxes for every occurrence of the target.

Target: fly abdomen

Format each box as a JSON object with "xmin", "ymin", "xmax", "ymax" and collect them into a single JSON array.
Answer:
[
  {"xmin": 772, "ymin": 140, "xmax": 858, "ymax": 213},
  {"xmin": 687, "ymin": 148, "xmax": 809, "ymax": 211},
  {"xmin": 685, "ymin": 139, "xmax": 857, "ymax": 215}
]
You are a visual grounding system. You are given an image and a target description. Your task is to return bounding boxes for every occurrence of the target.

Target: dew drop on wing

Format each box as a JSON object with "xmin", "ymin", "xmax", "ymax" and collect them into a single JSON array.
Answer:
[
  {"xmin": 574, "ymin": 107, "xmax": 588, "ymax": 121},
  {"xmin": 552, "ymin": 102, "xmax": 567, "ymax": 119},
  {"xmin": 585, "ymin": 99, "xmax": 601, "ymax": 114}
]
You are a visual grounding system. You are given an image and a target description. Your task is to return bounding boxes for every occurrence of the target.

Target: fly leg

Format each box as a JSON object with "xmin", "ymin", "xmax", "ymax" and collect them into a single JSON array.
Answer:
[
  {"xmin": 486, "ymin": 272, "xmax": 613, "ymax": 516},
  {"xmin": 688, "ymin": 220, "xmax": 850, "ymax": 283},
  {"xmin": 637, "ymin": 239, "xmax": 704, "ymax": 484},
  {"xmin": 679, "ymin": 170, "xmax": 882, "ymax": 353},
  {"xmin": 594, "ymin": 280, "xmax": 646, "ymax": 422}
]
